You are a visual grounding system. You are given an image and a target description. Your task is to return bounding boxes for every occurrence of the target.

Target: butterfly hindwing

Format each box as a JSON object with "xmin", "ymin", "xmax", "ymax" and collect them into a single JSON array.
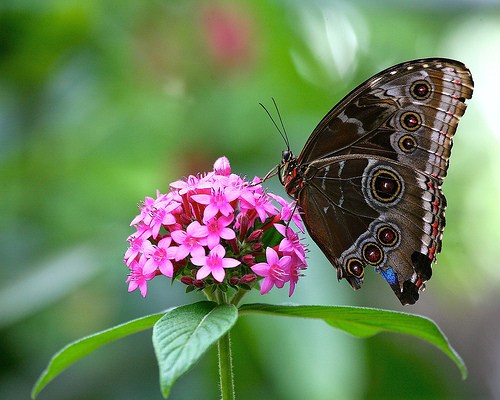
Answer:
[{"xmin": 299, "ymin": 156, "xmax": 445, "ymax": 304}]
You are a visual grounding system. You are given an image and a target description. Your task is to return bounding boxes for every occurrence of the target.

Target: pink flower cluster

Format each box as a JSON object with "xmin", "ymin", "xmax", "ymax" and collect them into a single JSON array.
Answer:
[{"xmin": 124, "ymin": 157, "xmax": 307, "ymax": 297}]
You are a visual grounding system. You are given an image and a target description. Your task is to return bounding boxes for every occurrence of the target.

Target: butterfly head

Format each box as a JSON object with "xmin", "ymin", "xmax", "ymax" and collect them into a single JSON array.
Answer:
[
  {"xmin": 279, "ymin": 149, "xmax": 293, "ymax": 182},
  {"xmin": 279, "ymin": 149, "xmax": 303, "ymax": 197},
  {"xmin": 282, "ymin": 149, "xmax": 292, "ymax": 163}
]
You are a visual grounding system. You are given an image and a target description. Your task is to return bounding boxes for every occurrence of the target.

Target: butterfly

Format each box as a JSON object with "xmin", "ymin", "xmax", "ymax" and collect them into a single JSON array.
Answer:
[{"xmin": 277, "ymin": 58, "xmax": 473, "ymax": 305}]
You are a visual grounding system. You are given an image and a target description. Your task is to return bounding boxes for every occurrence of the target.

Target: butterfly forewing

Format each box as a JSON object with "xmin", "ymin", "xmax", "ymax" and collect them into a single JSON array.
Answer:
[
  {"xmin": 282, "ymin": 58, "xmax": 473, "ymax": 305},
  {"xmin": 298, "ymin": 59, "xmax": 473, "ymax": 178}
]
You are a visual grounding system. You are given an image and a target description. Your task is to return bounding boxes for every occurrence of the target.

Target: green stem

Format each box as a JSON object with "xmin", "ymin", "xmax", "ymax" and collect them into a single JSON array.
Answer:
[
  {"xmin": 218, "ymin": 331, "xmax": 235, "ymax": 400},
  {"xmin": 230, "ymin": 288, "xmax": 248, "ymax": 306},
  {"xmin": 207, "ymin": 288, "xmax": 236, "ymax": 398},
  {"xmin": 215, "ymin": 289, "xmax": 227, "ymax": 305},
  {"xmin": 203, "ymin": 288, "xmax": 217, "ymax": 302}
]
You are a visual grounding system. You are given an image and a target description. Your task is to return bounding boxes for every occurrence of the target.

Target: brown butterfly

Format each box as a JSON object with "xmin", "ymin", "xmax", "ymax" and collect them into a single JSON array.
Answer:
[{"xmin": 277, "ymin": 58, "xmax": 473, "ymax": 305}]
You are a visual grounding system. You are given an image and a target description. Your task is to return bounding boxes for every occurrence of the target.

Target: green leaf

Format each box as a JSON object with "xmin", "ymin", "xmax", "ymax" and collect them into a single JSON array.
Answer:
[
  {"xmin": 31, "ymin": 311, "xmax": 166, "ymax": 399},
  {"xmin": 261, "ymin": 224, "xmax": 284, "ymax": 249},
  {"xmin": 239, "ymin": 303, "xmax": 467, "ymax": 379},
  {"xmin": 153, "ymin": 301, "xmax": 238, "ymax": 398}
]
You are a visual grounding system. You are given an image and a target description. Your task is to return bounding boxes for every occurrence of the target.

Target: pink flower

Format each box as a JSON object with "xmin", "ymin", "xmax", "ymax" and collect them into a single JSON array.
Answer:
[
  {"xmin": 270, "ymin": 194, "xmax": 305, "ymax": 232},
  {"xmin": 124, "ymin": 156, "xmax": 307, "ymax": 298},
  {"xmin": 171, "ymin": 221, "xmax": 207, "ymax": 260},
  {"xmin": 130, "ymin": 196, "xmax": 156, "ymax": 226},
  {"xmin": 287, "ymin": 261, "xmax": 306, "ymax": 296},
  {"xmin": 191, "ymin": 186, "xmax": 240, "ymax": 221},
  {"xmin": 199, "ymin": 215, "xmax": 236, "ymax": 249},
  {"xmin": 251, "ymin": 247, "xmax": 292, "ymax": 295},
  {"xmin": 170, "ymin": 175, "xmax": 211, "ymax": 195},
  {"xmin": 276, "ymin": 224, "xmax": 307, "ymax": 264},
  {"xmin": 124, "ymin": 230, "xmax": 149, "ymax": 266},
  {"xmin": 240, "ymin": 190, "xmax": 277, "ymax": 223},
  {"xmin": 126, "ymin": 258, "xmax": 156, "ymax": 298},
  {"xmin": 222, "ymin": 172, "xmax": 246, "ymax": 190},
  {"xmin": 191, "ymin": 244, "xmax": 241, "ymax": 282},
  {"xmin": 213, "ymin": 156, "xmax": 231, "ymax": 176},
  {"xmin": 143, "ymin": 237, "xmax": 177, "ymax": 277},
  {"xmin": 143, "ymin": 199, "xmax": 179, "ymax": 239}
]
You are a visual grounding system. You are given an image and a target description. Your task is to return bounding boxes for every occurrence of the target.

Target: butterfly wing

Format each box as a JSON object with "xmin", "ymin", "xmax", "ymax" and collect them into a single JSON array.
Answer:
[
  {"xmin": 298, "ymin": 59, "xmax": 473, "ymax": 182},
  {"xmin": 298, "ymin": 156, "xmax": 445, "ymax": 304},
  {"xmin": 292, "ymin": 58, "xmax": 473, "ymax": 304}
]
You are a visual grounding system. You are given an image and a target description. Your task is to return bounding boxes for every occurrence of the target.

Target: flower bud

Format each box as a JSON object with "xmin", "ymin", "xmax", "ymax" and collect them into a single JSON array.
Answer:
[
  {"xmin": 240, "ymin": 274, "xmax": 256, "ymax": 284},
  {"xmin": 247, "ymin": 229, "xmax": 263, "ymax": 242},
  {"xmin": 167, "ymin": 223, "xmax": 183, "ymax": 233},
  {"xmin": 179, "ymin": 212, "xmax": 192, "ymax": 225},
  {"xmin": 229, "ymin": 276, "xmax": 240, "ymax": 285},
  {"xmin": 213, "ymin": 156, "xmax": 231, "ymax": 176},
  {"xmin": 180, "ymin": 276, "xmax": 194, "ymax": 285},
  {"xmin": 242, "ymin": 254, "xmax": 256, "ymax": 266},
  {"xmin": 237, "ymin": 213, "xmax": 250, "ymax": 240},
  {"xmin": 252, "ymin": 242, "xmax": 262, "ymax": 251},
  {"xmin": 228, "ymin": 238, "xmax": 239, "ymax": 254},
  {"xmin": 193, "ymin": 279, "xmax": 205, "ymax": 288}
]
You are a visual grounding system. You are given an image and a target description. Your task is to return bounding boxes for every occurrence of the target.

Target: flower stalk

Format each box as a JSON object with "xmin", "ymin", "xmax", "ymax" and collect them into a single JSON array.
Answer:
[{"xmin": 218, "ymin": 332, "xmax": 235, "ymax": 400}]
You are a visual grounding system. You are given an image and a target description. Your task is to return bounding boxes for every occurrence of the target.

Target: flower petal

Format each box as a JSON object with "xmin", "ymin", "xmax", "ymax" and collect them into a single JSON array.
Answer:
[
  {"xmin": 190, "ymin": 245, "xmax": 205, "ymax": 259},
  {"xmin": 204, "ymin": 204, "xmax": 219, "ymax": 221},
  {"xmin": 251, "ymin": 262, "xmax": 270, "ymax": 276},
  {"xmin": 191, "ymin": 255, "xmax": 207, "ymax": 267},
  {"xmin": 170, "ymin": 229, "xmax": 186, "ymax": 244},
  {"xmin": 139, "ymin": 282, "xmax": 148, "ymax": 297},
  {"xmin": 159, "ymin": 259, "xmax": 174, "ymax": 277},
  {"xmin": 212, "ymin": 266, "xmax": 226, "ymax": 282},
  {"xmin": 212, "ymin": 244, "xmax": 226, "ymax": 258},
  {"xmin": 265, "ymin": 247, "xmax": 279, "ymax": 266},
  {"xmin": 207, "ymin": 234, "xmax": 220, "ymax": 249},
  {"xmin": 142, "ymin": 258, "xmax": 157, "ymax": 275},
  {"xmin": 174, "ymin": 245, "xmax": 190, "ymax": 261},
  {"xmin": 196, "ymin": 266, "xmax": 211, "ymax": 280},
  {"xmin": 191, "ymin": 194, "xmax": 211, "ymax": 205},
  {"xmin": 221, "ymin": 258, "xmax": 241, "ymax": 268},
  {"xmin": 260, "ymin": 278, "xmax": 274, "ymax": 294},
  {"xmin": 220, "ymin": 227, "xmax": 236, "ymax": 240}
]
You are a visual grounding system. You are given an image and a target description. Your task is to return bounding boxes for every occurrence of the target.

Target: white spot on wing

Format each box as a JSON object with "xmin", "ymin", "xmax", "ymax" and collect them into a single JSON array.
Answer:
[
  {"xmin": 338, "ymin": 161, "xmax": 345, "ymax": 207},
  {"xmin": 337, "ymin": 110, "xmax": 366, "ymax": 136},
  {"xmin": 338, "ymin": 161, "xmax": 345, "ymax": 177},
  {"xmin": 320, "ymin": 165, "xmax": 330, "ymax": 190}
]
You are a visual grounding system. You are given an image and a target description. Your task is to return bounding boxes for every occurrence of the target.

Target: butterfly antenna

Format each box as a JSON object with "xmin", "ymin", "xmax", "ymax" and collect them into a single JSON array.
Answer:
[
  {"xmin": 259, "ymin": 100, "xmax": 289, "ymax": 150},
  {"xmin": 272, "ymin": 97, "xmax": 290, "ymax": 150}
]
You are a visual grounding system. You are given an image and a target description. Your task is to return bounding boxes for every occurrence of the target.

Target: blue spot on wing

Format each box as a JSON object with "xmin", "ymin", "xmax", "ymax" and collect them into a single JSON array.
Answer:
[{"xmin": 380, "ymin": 266, "xmax": 398, "ymax": 286}]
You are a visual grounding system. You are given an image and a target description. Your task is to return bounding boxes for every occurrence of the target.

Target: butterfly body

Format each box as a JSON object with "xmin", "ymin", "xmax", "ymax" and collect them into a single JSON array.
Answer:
[{"xmin": 279, "ymin": 58, "xmax": 473, "ymax": 305}]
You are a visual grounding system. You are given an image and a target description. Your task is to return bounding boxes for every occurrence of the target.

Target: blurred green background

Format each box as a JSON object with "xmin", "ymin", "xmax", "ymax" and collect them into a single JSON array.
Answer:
[{"xmin": 1, "ymin": 0, "xmax": 500, "ymax": 399}]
